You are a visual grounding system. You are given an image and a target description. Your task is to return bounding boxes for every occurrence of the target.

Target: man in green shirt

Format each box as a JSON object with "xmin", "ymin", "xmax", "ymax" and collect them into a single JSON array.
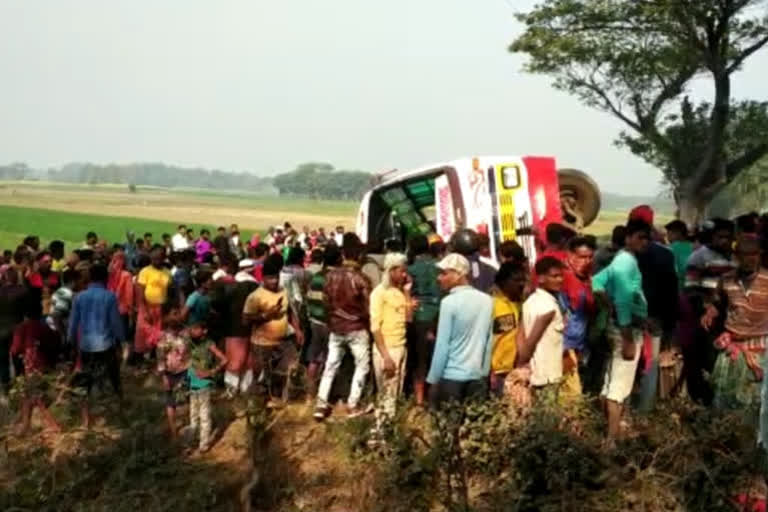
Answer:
[
  {"xmin": 407, "ymin": 234, "xmax": 441, "ymax": 406},
  {"xmin": 593, "ymin": 219, "xmax": 650, "ymax": 443},
  {"xmin": 665, "ymin": 220, "xmax": 693, "ymax": 290}
]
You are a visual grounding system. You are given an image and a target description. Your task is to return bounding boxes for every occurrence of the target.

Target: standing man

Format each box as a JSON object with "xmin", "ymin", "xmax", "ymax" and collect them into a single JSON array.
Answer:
[
  {"xmin": 517, "ymin": 257, "xmax": 566, "ymax": 404},
  {"xmin": 68, "ymin": 263, "xmax": 125, "ymax": 428},
  {"xmin": 172, "ymin": 225, "xmax": 189, "ymax": 252},
  {"xmin": 314, "ymin": 233, "xmax": 373, "ymax": 421},
  {"xmin": 703, "ymin": 237, "xmax": 768, "ymax": 412},
  {"xmin": 490, "ymin": 262, "xmax": 527, "ymax": 396},
  {"xmin": 665, "ymin": 220, "xmax": 693, "ymax": 290},
  {"xmin": 593, "ymin": 220, "xmax": 650, "ymax": 443},
  {"xmin": 370, "ymin": 253, "xmax": 414, "ymax": 437},
  {"xmin": 629, "ymin": 206, "xmax": 678, "ymax": 413},
  {"xmin": 560, "ymin": 236, "xmax": 596, "ymax": 399},
  {"xmin": 450, "ymin": 229, "xmax": 496, "ymax": 293},
  {"xmin": 333, "ymin": 226, "xmax": 345, "ymax": 247},
  {"xmin": 135, "ymin": 247, "xmax": 171, "ymax": 355},
  {"xmin": 426, "ymin": 253, "xmax": 493, "ymax": 408},
  {"xmin": 408, "ymin": 234, "xmax": 441, "ymax": 406}
]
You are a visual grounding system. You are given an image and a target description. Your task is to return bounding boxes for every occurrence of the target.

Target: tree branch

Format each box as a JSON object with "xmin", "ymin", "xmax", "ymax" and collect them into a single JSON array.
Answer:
[
  {"xmin": 725, "ymin": 143, "xmax": 768, "ymax": 178},
  {"xmin": 727, "ymin": 34, "xmax": 768, "ymax": 73},
  {"xmin": 568, "ymin": 73, "xmax": 643, "ymax": 132}
]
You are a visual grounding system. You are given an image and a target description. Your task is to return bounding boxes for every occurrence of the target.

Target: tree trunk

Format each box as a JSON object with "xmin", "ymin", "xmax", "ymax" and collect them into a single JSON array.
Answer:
[{"xmin": 676, "ymin": 192, "xmax": 709, "ymax": 227}]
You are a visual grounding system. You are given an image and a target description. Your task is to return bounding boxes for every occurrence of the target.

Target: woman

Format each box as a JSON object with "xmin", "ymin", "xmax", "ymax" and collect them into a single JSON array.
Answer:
[{"xmin": 108, "ymin": 250, "xmax": 135, "ymax": 361}]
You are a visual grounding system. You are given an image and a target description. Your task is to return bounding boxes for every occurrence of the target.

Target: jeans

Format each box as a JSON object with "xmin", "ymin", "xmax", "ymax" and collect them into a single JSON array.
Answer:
[
  {"xmin": 317, "ymin": 330, "xmax": 370, "ymax": 409},
  {"xmin": 632, "ymin": 333, "xmax": 661, "ymax": 413}
]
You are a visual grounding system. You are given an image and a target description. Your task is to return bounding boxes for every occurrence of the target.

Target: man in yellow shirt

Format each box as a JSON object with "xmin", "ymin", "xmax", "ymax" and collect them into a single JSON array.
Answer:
[
  {"xmin": 243, "ymin": 254, "xmax": 302, "ymax": 404},
  {"xmin": 490, "ymin": 262, "xmax": 527, "ymax": 396},
  {"xmin": 370, "ymin": 252, "xmax": 414, "ymax": 438},
  {"xmin": 135, "ymin": 247, "xmax": 172, "ymax": 354}
]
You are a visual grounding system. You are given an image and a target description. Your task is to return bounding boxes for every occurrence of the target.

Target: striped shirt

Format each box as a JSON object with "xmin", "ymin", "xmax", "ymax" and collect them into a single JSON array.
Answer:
[{"xmin": 722, "ymin": 269, "xmax": 768, "ymax": 338}]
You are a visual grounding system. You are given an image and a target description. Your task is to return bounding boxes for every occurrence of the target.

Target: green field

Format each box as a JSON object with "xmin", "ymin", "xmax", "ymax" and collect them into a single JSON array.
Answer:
[
  {"xmin": 0, "ymin": 181, "xmax": 657, "ymax": 253},
  {"xmin": 0, "ymin": 204, "xmax": 226, "ymax": 252}
]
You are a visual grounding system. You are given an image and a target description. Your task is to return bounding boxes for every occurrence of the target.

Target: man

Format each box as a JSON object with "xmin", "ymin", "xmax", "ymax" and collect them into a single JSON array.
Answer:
[
  {"xmin": 144, "ymin": 232, "xmax": 153, "ymax": 248},
  {"xmin": 426, "ymin": 253, "xmax": 493, "ymax": 408},
  {"xmin": 316, "ymin": 227, "xmax": 328, "ymax": 246},
  {"xmin": 314, "ymin": 233, "xmax": 373, "ymax": 420},
  {"xmin": 236, "ymin": 259, "xmax": 258, "ymax": 283},
  {"xmin": 702, "ymin": 236, "xmax": 768, "ymax": 412},
  {"xmin": 517, "ymin": 257, "xmax": 566, "ymax": 404},
  {"xmin": 665, "ymin": 220, "xmax": 692, "ymax": 289},
  {"xmin": 49, "ymin": 240, "xmax": 66, "ymax": 273},
  {"xmin": 333, "ymin": 225, "xmax": 345, "ymax": 247},
  {"xmin": 593, "ymin": 219, "xmax": 650, "ymax": 442},
  {"xmin": 680, "ymin": 218, "xmax": 735, "ymax": 405},
  {"xmin": 630, "ymin": 205, "xmax": 678, "ymax": 414},
  {"xmin": 490, "ymin": 262, "xmax": 527, "ymax": 396},
  {"xmin": 27, "ymin": 251, "xmax": 60, "ymax": 316},
  {"xmin": 559, "ymin": 236, "xmax": 596, "ymax": 399},
  {"xmin": 162, "ymin": 233, "xmax": 172, "ymax": 256},
  {"xmin": 539, "ymin": 223, "xmax": 576, "ymax": 263},
  {"xmin": 135, "ymin": 247, "xmax": 171, "ymax": 355},
  {"xmin": 243, "ymin": 254, "xmax": 301, "ymax": 403},
  {"xmin": 172, "ymin": 225, "xmax": 189, "ymax": 252},
  {"xmin": 298, "ymin": 225, "xmax": 311, "ymax": 250},
  {"xmin": 450, "ymin": 229, "xmax": 496, "ymax": 293},
  {"xmin": 498, "ymin": 240, "xmax": 528, "ymax": 268},
  {"xmin": 68, "ymin": 263, "xmax": 125, "ymax": 428},
  {"xmin": 305, "ymin": 245, "xmax": 342, "ymax": 399},
  {"xmin": 83, "ymin": 231, "xmax": 98, "ymax": 250},
  {"xmin": 370, "ymin": 253, "xmax": 413, "ymax": 437},
  {"xmin": 195, "ymin": 229, "xmax": 212, "ymax": 264},
  {"xmin": 593, "ymin": 226, "xmax": 626, "ymax": 275},
  {"xmin": 408, "ymin": 234, "xmax": 441, "ymax": 406}
]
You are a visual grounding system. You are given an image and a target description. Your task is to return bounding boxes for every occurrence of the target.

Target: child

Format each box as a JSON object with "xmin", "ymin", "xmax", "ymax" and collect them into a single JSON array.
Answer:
[
  {"xmin": 184, "ymin": 321, "xmax": 227, "ymax": 452},
  {"xmin": 156, "ymin": 304, "xmax": 190, "ymax": 439},
  {"xmin": 183, "ymin": 269, "xmax": 213, "ymax": 326},
  {"xmin": 11, "ymin": 299, "xmax": 61, "ymax": 434}
]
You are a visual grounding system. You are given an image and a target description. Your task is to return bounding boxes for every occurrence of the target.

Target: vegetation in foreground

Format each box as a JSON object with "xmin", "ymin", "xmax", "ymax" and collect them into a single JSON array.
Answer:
[{"xmin": 2, "ymin": 362, "xmax": 763, "ymax": 512}]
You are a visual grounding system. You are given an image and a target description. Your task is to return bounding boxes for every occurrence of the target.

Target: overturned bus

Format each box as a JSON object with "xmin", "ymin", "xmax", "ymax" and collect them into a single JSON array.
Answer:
[{"xmin": 356, "ymin": 156, "xmax": 601, "ymax": 264}]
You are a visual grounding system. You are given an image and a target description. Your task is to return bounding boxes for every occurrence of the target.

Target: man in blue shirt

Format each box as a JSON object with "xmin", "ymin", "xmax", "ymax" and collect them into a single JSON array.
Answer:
[
  {"xmin": 427, "ymin": 253, "xmax": 494, "ymax": 408},
  {"xmin": 68, "ymin": 263, "xmax": 125, "ymax": 428}
]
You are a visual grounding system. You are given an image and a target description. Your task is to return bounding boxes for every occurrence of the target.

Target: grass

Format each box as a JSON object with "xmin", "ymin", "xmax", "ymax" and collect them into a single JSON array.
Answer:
[{"xmin": 0, "ymin": 205, "xmax": 225, "ymax": 252}]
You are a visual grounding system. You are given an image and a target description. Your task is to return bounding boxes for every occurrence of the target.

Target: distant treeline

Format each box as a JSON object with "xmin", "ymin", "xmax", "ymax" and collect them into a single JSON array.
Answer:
[{"xmin": 0, "ymin": 161, "xmax": 374, "ymax": 199}]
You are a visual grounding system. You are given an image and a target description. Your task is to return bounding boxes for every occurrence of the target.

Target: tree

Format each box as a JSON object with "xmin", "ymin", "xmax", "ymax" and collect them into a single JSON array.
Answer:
[
  {"xmin": 510, "ymin": 0, "xmax": 768, "ymax": 223},
  {"xmin": 709, "ymin": 155, "xmax": 768, "ymax": 216}
]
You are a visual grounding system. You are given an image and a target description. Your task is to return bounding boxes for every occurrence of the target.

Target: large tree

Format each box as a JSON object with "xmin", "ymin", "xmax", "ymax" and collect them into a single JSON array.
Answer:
[{"xmin": 510, "ymin": 0, "xmax": 768, "ymax": 223}]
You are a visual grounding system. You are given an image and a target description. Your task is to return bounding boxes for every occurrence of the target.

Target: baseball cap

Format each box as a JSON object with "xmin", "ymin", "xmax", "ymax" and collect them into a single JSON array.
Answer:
[
  {"xmin": 628, "ymin": 205, "xmax": 654, "ymax": 225},
  {"xmin": 437, "ymin": 253, "xmax": 470, "ymax": 276}
]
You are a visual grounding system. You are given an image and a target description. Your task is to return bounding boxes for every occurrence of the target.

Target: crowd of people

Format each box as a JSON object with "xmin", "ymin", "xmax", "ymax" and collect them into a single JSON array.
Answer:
[{"xmin": 2, "ymin": 207, "xmax": 768, "ymax": 457}]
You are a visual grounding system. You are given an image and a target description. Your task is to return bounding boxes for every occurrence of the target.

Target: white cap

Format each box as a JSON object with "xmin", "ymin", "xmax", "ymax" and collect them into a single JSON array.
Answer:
[
  {"xmin": 437, "ymin": 253, "xmax": 470, "ymax": 276},
  {"xmin": 238, "ymin": 258, "xmax": 255, "ymax": 269}
]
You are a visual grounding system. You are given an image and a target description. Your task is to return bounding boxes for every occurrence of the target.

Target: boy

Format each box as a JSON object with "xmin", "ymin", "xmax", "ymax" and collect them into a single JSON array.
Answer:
[
  {"xmin": 184, "ymin": 321, "xmax": 227, "ymax": 452},
  {"xmin": 517, "ymin": 257, "xmax": 566, "ymax": 404},
  {"xmin": 490, "ymin": 262, "xmax": 527, "ymax": 396},
  {"xmin": 183, "ymin": 269, "xmax": 213, "ymax": 326},
  {"xmin": 156, "ymin": 304, "xmax": 191, "ymax": 439},
  {"xmin": 11, "ymin": 299, "xmax": 61, "ymax": 434}
]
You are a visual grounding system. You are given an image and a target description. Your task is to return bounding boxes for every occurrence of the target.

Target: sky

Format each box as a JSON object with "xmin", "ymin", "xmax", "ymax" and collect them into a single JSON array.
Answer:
[{"xmin": 1, "ymin": 1, "xmax": 767, "ymax": 196}]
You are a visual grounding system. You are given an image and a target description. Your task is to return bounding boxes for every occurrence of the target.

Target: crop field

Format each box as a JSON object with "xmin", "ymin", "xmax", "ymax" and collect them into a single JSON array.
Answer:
[
  {"xmin": 0, "ymin": 181, "xmax": 654, "ymax": 251},
  {"xmin": 0, "ymin": 182, "xmax": 358, "ymax": 250}
]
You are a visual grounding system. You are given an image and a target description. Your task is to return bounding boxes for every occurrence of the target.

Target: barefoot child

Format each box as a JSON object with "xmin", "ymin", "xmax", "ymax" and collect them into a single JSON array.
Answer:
[
  {"xmin": 11, "ymin": 299, "xmax": 61, "ymax": 434},
  {"xmin": 156, "ymin": 304, "xmax": 190, "ymax": 439},
  {"xmin": 185, "ymin": 321, "xmax": 227, "ymax": 452}
]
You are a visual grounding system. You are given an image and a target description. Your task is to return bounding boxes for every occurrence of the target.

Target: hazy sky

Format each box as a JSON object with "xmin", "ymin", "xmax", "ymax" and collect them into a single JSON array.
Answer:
[{"xmin": 1, "ymin": 1, "xmax": 767, "ymax": 195}]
